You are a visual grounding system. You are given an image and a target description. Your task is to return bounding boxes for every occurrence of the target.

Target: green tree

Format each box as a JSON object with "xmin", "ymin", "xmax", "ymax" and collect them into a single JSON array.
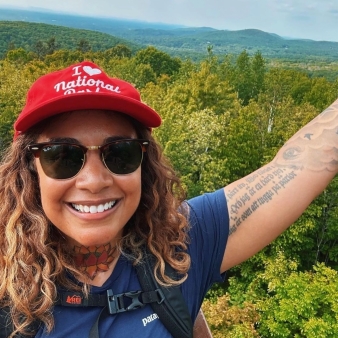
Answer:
[
  {"xmin": 46, "ymin": 36, "xmax": 57, "ymax": 55},
  {"xmin": 258, "ymin": 263, "xmax": 338, "ymax": 337},
  {"xmin": 77, "ymin": 39, "xmax": 91, "ymax": 53},
  {"xmin": 251, "ymin": 51, "xmax": 266, "ymax": 100},
  {"xmin": 104, "ymin": 44, "xmax": 132, "ymax": 59},
  {"xmin": 232, "ymin": 50, "xmax": 253, "ymax": 105},
  {"xmin": 6, "ymin": 41, "xmax": 16, "ymax": 53},
  {"xmin": 5, "ymin": 47, "xmax": 33, "ymax": 64},
  {"xmin": 168, "ymin": 60, "xmax": 239, "ymax": 116},
  {"xmin": 0, "ymin": 60, "xmax": 48, "ymax": 148},
  {"xmin": 44, "ymin": 49, "xmax": 87, "ymax": 67},
  {"xmin": 222, "ymin": 101, "xmax": 264, "ymax": 182},
  {"xmin": 34, "ymin": 40, "xmax": 46, "ymax": 60},
  {"xmin": 159, "ymin": 107, "xmax": 230, "ymax": 197},
  {"xmin": 304, "ymin": 77, "xmax": 336, "ymax": 111},
  {"xmin": 134, "ymin": 46, "xmax": 181, "ymax": 77}
]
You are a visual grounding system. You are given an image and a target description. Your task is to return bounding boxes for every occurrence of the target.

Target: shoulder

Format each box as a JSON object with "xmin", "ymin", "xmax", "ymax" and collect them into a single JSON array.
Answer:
[{"xmin": 186, "ymin": 188, "xmax": 228, "ymax": 224}]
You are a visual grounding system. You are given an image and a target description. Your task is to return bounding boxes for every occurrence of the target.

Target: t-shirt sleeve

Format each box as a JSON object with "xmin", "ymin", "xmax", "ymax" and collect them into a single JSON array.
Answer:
[{"xmin": 181, "ymin": 188, "xmax": 229, "ymax": 319}]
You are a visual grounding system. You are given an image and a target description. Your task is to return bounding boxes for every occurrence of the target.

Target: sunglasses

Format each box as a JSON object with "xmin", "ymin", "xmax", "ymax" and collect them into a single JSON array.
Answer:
[{"xmin": 28, "ymin": 139, "xmax": 149, "ymax": 179}]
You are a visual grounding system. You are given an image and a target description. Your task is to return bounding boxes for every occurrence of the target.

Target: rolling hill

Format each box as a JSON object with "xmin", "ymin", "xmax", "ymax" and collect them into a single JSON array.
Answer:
[{"xmin": 0, "ymin": 7, "xmax": 337, "ymax": 61}]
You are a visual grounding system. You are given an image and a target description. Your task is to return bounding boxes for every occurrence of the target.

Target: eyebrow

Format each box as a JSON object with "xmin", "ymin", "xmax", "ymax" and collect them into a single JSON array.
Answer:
[{"xmin": 104, "ymin": 136, "xmax": 135, "ymax": 144}]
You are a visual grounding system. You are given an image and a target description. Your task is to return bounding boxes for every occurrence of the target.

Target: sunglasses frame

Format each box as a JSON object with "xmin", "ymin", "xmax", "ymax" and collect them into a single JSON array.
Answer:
[{"xmin": 27, "ymin": 139, "xmax": 149, "ymax": 179}]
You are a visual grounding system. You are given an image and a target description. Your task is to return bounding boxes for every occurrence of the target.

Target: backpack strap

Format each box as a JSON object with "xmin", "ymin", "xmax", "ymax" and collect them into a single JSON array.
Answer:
[
  {"xmin": 87, "ymin": 249, "xmax": 193, "ymax": 338},
  {"xmin": 0, "ymin": 306, "xmax": 13, "ymax": 338},
  {"xmin": 0, "ymin": 248, "xmax": 194, "ymax": 338},
  {"xmin": 0, "ymin": 306, "xmax": 40, "ymax": 338},
  {"xmin": 134, "ymin": 250, "xmax": 193, "ymax": 338}
]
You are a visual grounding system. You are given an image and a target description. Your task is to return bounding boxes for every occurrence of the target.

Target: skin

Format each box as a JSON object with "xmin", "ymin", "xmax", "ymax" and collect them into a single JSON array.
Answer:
[
  {"xmin": 35, "ymin": 110, "xmax": 142, "ymax": 285},
  {"xmin": 221, "ymin": 99, "xmax": 338, "ymax": 272}
]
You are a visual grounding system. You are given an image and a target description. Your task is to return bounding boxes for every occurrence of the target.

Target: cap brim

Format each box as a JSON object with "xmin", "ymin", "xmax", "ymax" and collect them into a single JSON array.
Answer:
[{"xmin": 15, "ymin": 91, "xmax": 161, "ymax": 133}]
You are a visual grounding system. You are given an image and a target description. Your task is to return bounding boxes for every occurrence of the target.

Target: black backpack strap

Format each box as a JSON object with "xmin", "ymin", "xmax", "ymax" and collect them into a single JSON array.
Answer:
[
  {"xmin": 1, "ymin": 249, "xmax": 193, "ymax": 338},
  {"xmin": 0, "ymin": 306, "xmax": 13, "ymax": 338},
  {"xmin": 88, "ymin": 250, "xmax": 193, "ymax": 338},
  {"xmin": 135, "ymin": 251, "xmax": 193, "ymax": 338},
  {"xmin": 0, "ymin": 306, "xmax": 40, "ymax": 338}
]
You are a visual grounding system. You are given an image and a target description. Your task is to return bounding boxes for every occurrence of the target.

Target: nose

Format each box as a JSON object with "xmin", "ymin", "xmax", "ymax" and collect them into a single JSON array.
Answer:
[{"xmin": 75, "ymin": 150, "xmax": 113, "ymax": 193}]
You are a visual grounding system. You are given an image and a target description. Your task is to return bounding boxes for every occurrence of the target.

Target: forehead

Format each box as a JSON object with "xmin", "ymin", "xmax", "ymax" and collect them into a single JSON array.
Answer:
[{"xmin": 37, "ymin": 110, "xmax": 138, "ymax": 142}]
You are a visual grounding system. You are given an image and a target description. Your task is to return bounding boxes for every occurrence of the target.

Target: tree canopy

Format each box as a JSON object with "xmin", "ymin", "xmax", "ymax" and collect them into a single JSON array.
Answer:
[{"xmin": 0, "ymin": 45, "xmax": 337, "ymax": 337}]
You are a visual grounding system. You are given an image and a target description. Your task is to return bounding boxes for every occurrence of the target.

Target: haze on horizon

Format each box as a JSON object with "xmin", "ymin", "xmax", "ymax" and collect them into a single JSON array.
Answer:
[{"xmin": 0, "ymin": 0, "xmax": 337, "ymax": 42}]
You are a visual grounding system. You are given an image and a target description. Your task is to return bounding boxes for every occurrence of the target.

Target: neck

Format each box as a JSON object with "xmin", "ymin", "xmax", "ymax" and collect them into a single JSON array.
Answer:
[{"xmin": 73, "ymin": 243, "xmax": 117, "ymax": 280}]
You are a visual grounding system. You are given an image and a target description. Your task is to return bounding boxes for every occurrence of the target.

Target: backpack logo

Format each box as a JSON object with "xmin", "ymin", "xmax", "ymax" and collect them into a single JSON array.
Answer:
[
  {"xmin": 142, "ymin": 313, "xmax": 159, "ymax": 327},
  {"xmin": 65, "ymin": 294, "xmax": 82, "ymax": 305}
]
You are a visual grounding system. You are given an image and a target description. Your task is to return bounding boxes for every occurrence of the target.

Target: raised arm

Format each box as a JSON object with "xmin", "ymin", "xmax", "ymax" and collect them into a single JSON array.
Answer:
[{"xmin": 221, "ymin": 98, "xmax": 338, "ymax": 272}]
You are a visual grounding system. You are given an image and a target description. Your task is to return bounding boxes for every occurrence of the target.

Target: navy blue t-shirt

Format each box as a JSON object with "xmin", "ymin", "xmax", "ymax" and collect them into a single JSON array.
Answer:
[{"xmin": 35, "ymin": 188, "xmax": 229, "ymax": 337}]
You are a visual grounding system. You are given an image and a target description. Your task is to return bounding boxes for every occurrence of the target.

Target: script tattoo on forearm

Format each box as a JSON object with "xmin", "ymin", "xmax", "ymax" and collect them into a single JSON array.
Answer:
[
  {"xmin": 227, "ymin": 99, "xmax": 338, "ymax": 235},
  {"xmin": 227, "ymin": 165, "xmax": 297, "ymax": 235}
]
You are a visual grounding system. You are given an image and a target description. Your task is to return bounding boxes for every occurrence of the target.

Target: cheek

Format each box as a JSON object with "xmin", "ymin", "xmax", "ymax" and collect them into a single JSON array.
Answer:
[
  {"xmin": 36, "ymin": 162, "xmax": 68, "ymax": 213},
  {"xmin": 117, "ymin": 170, "xmax": 143, "ymax": 208},
  {"xmin": 123, "ymin": 172, "xmax": 142, "ymax": 198}
]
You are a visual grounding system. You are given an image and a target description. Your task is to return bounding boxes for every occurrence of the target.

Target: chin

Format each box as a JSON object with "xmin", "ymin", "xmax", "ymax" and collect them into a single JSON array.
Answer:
[{"xmin": 70, "ymin": 231, "xmax": 121, "ymax": 248}]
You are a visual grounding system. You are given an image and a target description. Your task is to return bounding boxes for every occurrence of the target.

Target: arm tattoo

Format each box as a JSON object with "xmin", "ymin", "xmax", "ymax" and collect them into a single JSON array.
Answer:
[
  {"xmin": 227, "ymin": 100, "xmax": 338, "ymax": 235},
  {"xmin": 227, "ymin": 165, "xmax": 297, "ymax": 235}
]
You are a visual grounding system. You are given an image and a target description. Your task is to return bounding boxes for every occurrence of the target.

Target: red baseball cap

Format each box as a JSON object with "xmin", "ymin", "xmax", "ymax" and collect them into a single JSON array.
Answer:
[{"xmin": 14, "ymin": 61, "xmax": 161, "ymax": 138}]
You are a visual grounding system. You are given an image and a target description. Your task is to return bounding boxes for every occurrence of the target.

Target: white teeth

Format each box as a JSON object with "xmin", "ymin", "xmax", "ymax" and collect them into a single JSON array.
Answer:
[
  {"xmin": 89, "ymin": 206, "xmax": 97, "ymax": 213},
  {"xmin": 71, "ymin": 201, "xmax": 116, "ymax": 213}
]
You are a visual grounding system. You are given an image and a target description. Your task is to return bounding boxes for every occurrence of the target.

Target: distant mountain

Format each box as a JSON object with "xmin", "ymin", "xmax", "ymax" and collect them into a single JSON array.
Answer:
[
  {"xmin": 0, "ymin": 7, "xmax": 185, "ymax": 32},
  {"xmin": 0, "ymin": 7, "xmax": 337, "ymax": 61},
  {"xmin": 0, "ymin": 21, "xmax": 141, "ymax": 59}
]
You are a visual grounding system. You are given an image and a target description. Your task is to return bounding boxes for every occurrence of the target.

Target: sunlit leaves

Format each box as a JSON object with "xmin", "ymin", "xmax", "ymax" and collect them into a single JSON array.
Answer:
[
  {"xmin": 0, "ymin": 60, "xmax": 50, "ymax": 147},
  {"xmin": 258, "ymin": 263, "xmax": 338, "ymax": 338},
  {"xmin": 161, "ymin": 108, "xmax": 230, "ymax": 197},
  {"xmin": 202, "ymin": 294, "xmax": 260, "ymax": 337}
]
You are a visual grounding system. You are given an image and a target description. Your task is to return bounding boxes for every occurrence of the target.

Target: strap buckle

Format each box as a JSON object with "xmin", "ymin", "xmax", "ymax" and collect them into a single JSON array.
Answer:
[
  {"xmin": 156, "ymin": 288, "xmax": 165, "ymax": 304},
  {"xmin": 107, "ymin": 289, "xmax": 145, "ymax": 314}
]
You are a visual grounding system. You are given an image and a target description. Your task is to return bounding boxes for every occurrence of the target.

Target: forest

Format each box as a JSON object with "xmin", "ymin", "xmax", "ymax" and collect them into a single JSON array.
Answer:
[
  {"xmin": 0, "ymin": 42, "xmax": 338, "ymax": 337},
  {"xmin": 1, "ymin": 16, "xmax": 338, "ymax": 63}
]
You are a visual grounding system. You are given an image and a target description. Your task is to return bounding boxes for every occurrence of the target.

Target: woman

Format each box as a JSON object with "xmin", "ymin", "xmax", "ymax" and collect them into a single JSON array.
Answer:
[{"xmin": 0, "ymin": 61, "xmax": 337, "ymax": 337}]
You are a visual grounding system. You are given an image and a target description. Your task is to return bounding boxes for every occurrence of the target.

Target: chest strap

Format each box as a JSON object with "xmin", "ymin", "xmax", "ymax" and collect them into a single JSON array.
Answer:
[{"xmin": 55, "ymin": 288, "xmax": 165, "ymax": 314}]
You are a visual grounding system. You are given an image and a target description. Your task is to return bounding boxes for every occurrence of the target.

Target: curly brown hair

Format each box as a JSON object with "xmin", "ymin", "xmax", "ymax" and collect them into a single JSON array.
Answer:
[{"xmin": 0, "ymin": 111, "xmax": 190, "ymax": 336}]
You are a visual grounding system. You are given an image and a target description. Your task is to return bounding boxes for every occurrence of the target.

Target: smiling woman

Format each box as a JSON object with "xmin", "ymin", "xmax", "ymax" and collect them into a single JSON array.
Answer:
[
  {"xmin": 35, "ymin": 111, "xmax": 144, "ymax": 261},
  {"xmin": 0, "ymin": 60, "xmax": 338, "ymax": 338}
]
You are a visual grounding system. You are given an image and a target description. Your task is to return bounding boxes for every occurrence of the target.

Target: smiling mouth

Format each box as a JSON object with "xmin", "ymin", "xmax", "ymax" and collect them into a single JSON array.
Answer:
[{"xmin": 71, "ymin": 201, "xmax": 117, "ymax": 214}]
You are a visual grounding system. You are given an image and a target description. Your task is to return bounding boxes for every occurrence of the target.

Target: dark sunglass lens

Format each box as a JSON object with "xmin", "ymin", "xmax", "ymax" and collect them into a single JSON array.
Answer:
[
  {"xmin": 40, "ymin": 144, "xmax": 84, "ymax": 179},
  {"xmin": 103, "ymin": 141, "xmax": 143, "ymax": 174}
]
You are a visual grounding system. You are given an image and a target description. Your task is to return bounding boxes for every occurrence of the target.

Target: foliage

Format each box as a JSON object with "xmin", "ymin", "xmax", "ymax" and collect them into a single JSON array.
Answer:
[
  {"xmin": 0, "ymin": 60, "xmax": 50, "ymax": 148},
  {"xmin": 258, "ymin": 262, "xmax": 338, "ymax": 338},
  {"xmin": 134, "ymin": 46, "xmax": 181, "ymax": 77},
  {"xmin": 222, "ymin": 50, "xmax": 266, "ymax": 105},
  {"xmin": 0, "ymin": 44, "xmax": 338, "ymax": 337},
  {"xmin": 2, "ymin": 15, "xmax": 338, "ymax": 65},
  {"xmin": 0, "ymin": 21, "xmax": 140, "ymax": 59},
  {"xmin": 77, "ymin": 39, "xmax": 91, "ymax": 53},
  {"xmin": 202, "ymin": 294, "xmax": 260, "ymax": 338},
  {"xmin": 103, "ymin": 44, "xmax": 132, "ymax": 59}
]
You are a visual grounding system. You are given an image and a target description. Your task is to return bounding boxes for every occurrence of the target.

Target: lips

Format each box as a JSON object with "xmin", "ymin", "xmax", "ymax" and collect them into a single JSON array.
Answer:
[{"xmin": 71, "ymin": 200, "xmax": 117, "ymax": 214}]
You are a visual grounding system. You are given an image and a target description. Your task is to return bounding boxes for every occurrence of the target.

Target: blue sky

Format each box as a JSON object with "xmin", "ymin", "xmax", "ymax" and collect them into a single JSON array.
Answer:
[{"xmin": 0, "ymin": 0, "xmax": 337, "ymax": 42}]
